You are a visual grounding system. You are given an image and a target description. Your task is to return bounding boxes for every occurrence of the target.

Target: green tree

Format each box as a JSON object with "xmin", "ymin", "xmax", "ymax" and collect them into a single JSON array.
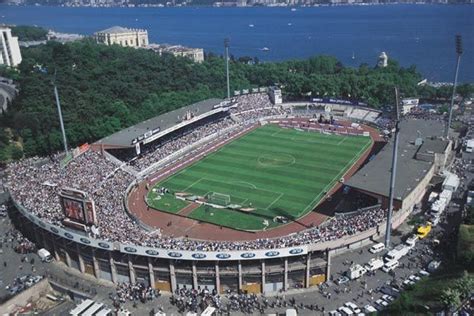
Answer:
[
  {"xmin": 440, "ymin": 288, "xmax": 461, "ymax": 309},
  {"xmin": 10, "ymin": 145, "xmax": 23, "ymax": 160}
]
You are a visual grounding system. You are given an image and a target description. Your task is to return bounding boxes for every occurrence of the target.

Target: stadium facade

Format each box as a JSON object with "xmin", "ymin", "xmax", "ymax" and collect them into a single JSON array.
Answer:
[{"xmin": 7, "ymin": 92, "xmax": 450, "ymax": 295}]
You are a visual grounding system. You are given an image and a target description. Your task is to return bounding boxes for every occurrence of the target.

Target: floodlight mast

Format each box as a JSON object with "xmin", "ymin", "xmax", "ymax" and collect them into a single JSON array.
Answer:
[
  {"xmin": 384, "ymin": 87, "xmax": 401, "ymax": 249},
  {"xmin": 224, "ymin": 38, "xmax": 230, "ymax": 99},
  {"xmin": 445, "ymin": 34, "xmax": 463, "ymax": 139},
  {"xmin": 53, "ymin": 70, "xmax": 69, "ymax": 156}
]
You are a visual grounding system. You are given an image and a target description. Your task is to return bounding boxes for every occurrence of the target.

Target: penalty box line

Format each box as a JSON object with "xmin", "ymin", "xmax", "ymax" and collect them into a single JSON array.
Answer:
[{"xmin": 181, "ymin": 177, "xmax": 284, "ymax": 208}]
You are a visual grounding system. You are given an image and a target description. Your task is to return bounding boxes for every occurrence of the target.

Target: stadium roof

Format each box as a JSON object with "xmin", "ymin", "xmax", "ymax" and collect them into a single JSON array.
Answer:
[
  {"xmin": 417, "ymin": 138, "xmax": 449, "ymax": 155},
  {"xmin": 95, "ymin": 98, "xmax": 223, "ymax": 148},
  {"xmin": 346, "ymin": 119, "xmax": 445, "ymax": 201}
]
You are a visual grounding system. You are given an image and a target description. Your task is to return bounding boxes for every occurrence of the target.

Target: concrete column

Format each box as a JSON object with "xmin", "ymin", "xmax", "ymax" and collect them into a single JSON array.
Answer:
[
  {"xmin": 52, "ymin": 237, "xmax": 60, "ymax": 262},
  {"xmin": 305, "ymin": 253, "xmax": 311, "ymax": 288},
  {"xmin": 192, "ymin": 262, "xmax": 198, "ymax": 290},
  {"xmin": 284, "ymin": 258, "xmax": 288, "ymax": 291},
  {"xmin": 261, "ymin": 261, "xmax": 266, "ymax": 293},
  {"xmin": 148, "ymin": 258, "xmax": 155, "ymax": 289},
  {"xmin": 326, "ymin": 250, "xmax": 331, "ymax": 282},
  {"xmin": 128, "ymin": 255, "xmax": 136, "ymax": 284},
  {"xmin": 33, "ymin": 228, "xmax": 42, "ymax": 247},
  {"xmin": 77, "ymin": 245, "xmax": 85, "ymax": 274},
  {"xmin": 109, "ymin": 253, "xmax": 117, "ymax": 284},
  {"xmin": 238, "ymin": 261, "xmax": 243, "ymax": 290},
  {"xmin": 64, "ymin": 247, "xmax": 72, "ymax": 268},
  {"xmin": 169, "ymin": 261, "xmax": 177, "ymax": 292},
  {"xmin": 92, "ymin": 250, "xmax": 100, "ymax": 278},
  {"xmin": 215, "ymin": 262, "xmax": 220, "ymax": 294}
]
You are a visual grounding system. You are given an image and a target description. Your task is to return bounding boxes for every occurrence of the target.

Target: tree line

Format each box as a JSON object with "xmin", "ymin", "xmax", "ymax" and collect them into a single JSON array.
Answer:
[{"xmin": 0, "ymin": 38, "xmax": 470, "ymax": 161}]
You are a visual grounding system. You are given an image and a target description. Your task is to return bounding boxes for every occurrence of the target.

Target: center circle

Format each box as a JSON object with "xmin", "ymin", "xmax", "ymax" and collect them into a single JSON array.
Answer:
[{"xmin": 258, "ymin": 153, "xmax": 295, "ymax": 167}]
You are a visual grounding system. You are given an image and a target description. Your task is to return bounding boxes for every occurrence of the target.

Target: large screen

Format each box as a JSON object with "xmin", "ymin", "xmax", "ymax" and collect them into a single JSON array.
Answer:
[
  {"xmin": 61, "ymin": 196, "xmax": 86, "ymax": 223},
  {"xmin": 59, "ymin": 188, "xmax": 96, "ymax": 226}
]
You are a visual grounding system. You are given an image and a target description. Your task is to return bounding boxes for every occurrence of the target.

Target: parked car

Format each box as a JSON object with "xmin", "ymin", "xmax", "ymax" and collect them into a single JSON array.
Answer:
[
  {"xmin": 405, "ymin": 234, "xmax": 418, "ymax": 248},
  {"xmin": 380, "ymin": 285, "xmax": 400, "ymax": 298},
  {"xmin": 375, "ymin": 299, "xmax": 389, "ymax": 308},
  {"xmin": 364, "ymin": 304, "xmax": 378, "ymax": 313},
  {"xmin": 382, "ymin": 294, "xmax": 395, "ymax": 303},
  {"xmin": 335, "ymin": 276, "xmax": 350, "ymax": 285},
  {"xmin": 344, "ymin": 302, "xmax": 361, "ymax": 314},
  {"xmin": 408, "ymin": 275, "xmax": 421, "ymax": 282},
  {"xmin": 427, "ymin": 260, "xmax": 441, "ymax": 272},
  {"xmin": 403, "ymin": 279, "xmax": 416, "ymax": 288}
]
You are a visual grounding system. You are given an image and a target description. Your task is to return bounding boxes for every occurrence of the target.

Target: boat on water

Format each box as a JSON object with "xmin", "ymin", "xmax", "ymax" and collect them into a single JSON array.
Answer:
[
  {"xmin": 249, "ymin": 24, "xmax": 254, "ymax": 28},
  {"xmin": 261, "ymin": 47, "xmax": 270, "ymax": 52},
  {"xmin": 352, "ymin": 51, "xmax": 355, "ymax": 60},
  {"xmin": 291, "ymin": 8, "xmax": 297, "ymax": 11},
  {"xmin": 288, "ymin": 23, "xmax": 292, "ymax": 26}
]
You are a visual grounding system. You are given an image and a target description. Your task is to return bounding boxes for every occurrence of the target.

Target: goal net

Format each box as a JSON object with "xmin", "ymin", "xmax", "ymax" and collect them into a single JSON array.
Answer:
[{"xmin": 207, "ymin": 192, "xmax": 231, "ymax": 206}]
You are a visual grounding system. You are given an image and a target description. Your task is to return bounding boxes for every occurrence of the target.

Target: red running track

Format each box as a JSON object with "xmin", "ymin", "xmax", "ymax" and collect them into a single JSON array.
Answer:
[{"xmin": 127, "ymin": 119, "xmax": 383, "ymax": 241}]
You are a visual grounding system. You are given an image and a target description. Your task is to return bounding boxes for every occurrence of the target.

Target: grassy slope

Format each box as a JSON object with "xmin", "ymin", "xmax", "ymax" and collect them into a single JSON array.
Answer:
[{"xmin": 149, "ymin": 124, "xmax": 372, "ymax": 230}]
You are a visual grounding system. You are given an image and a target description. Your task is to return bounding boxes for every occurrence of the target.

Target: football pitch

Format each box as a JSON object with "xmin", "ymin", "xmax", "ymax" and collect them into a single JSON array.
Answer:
[{"xmin": 147, "ymin": 124, "xmax": 372, "ymax": 231}]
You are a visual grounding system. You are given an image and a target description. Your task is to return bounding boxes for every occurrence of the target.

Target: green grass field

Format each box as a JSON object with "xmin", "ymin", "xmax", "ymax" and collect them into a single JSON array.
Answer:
[{"xmin": 147, "ymin": 124, "xmax": 372, "ymax": 231}]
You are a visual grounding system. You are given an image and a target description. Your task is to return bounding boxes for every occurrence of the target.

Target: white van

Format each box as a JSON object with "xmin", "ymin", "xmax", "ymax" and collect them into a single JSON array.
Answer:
[
  {"xmin": 37, "ymin": 248, "xmax": 53, "ymax": 263},
  {"xmin": 337, "ymin": 306, "xmax": 354, "ymax": 316},
  {"xmin": 384, "ymin": 244, "xmax": 409, "ymax": 262},
  {"xmin": 369, "ymin": 242, "xmax": 385, "ymax": 254},
  {"xmin": 364, "ymin": 258, "xmax": 384, "ymax": 271},
  {"xmin": 382, "ymin": 260, "xmax": 399, "ymax": 273}
]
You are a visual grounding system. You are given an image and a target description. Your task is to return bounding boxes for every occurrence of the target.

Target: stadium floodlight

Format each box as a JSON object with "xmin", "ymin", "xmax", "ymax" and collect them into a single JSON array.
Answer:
[
  {"xmin": 384, "ymin": 87, "xmax": 401, "ymax": 249},
  {"xmin": 445, "ymin": 34, "xmax": 463, "ymax": 139},
  {"xmin": 224, "ymin": 38, "xmax": 230, "ymax": 99},
  {"xmin": 53, "ymin": 69, "xmax": 69, "ymax": 156},
  {"xmin": 35, "ymin": 66, "xmax": 69, "ymax": 156}
]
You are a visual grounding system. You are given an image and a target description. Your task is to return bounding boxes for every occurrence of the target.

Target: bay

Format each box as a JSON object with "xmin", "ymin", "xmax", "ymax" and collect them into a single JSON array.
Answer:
[{"xmin": 0, "ymin": 4, "xmax": 473, "ymax": 82}]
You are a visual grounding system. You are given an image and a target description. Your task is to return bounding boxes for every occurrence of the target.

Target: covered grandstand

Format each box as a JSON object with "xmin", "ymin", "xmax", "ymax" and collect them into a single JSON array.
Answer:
[{"xmin": 346, "ymin": 119, "xmax": 451, "ymax": 212}]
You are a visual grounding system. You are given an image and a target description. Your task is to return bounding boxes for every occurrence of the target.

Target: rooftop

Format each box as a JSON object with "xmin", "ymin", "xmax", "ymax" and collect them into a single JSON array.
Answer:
[
  {"xmin": 95, "ymin": 98, "xmax": 223, "ymax": 148},
  {"xmin": 417, "ymin": 138, "xmax": 449, "ymax": 155},
  {"xmin": 346, "ymin": 119, "xmax": 445, "ymax": 201},
  {"xmin": 95, "ymin": 26, "xmax": 147, "ymax": 34}
]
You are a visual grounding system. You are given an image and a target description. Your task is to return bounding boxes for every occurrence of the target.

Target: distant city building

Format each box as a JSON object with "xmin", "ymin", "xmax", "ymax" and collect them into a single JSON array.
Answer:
[
  {"xmin": 47, "ymin": 30, "xmax": 84, "ymax": 43},
  {"xmin": 146, "ymin": 44, "xmax": 204, "ymax": 63},
  {"xmin": 377, "ymin": 51, "xmax": 388, "ymax": 68},
  {"xmin": 0, "ymin": 26, "xmax": 22, "ymax": 67},
  {"xmin": 94, "ymin": 26, "xmax": 149, "ymax": 48}
]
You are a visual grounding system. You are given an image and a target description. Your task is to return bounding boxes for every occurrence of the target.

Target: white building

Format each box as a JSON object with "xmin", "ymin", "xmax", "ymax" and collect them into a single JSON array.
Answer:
[
  {"xmin": 401, "ymin": 98, "xmax": 419, "ymax": 115},
  {"xmin": 146, "ymin": 44, "xmax": 204, "ymax": 63},
  {"xmin": 0, "ymin": 27, "xmax": 22, "ymax": 67},
  {"xmin": 377, "ymin": 51, "xmax": 388, "ymax": 68},
  {"xmin": 94, "ymin": 26, "xmax": 149, "ymax": 48}
]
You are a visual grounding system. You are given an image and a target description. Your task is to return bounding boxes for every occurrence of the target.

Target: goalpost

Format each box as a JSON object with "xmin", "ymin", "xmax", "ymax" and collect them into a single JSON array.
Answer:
[{"xmin": 207, "ymin": 192, "xmax": 231, "ymax": 206}]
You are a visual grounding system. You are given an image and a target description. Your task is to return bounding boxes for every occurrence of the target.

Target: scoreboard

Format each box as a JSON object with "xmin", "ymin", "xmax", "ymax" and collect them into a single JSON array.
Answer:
[{"xmin": 59, "ymin": 188, "xmax": 97, "ymax": 226}]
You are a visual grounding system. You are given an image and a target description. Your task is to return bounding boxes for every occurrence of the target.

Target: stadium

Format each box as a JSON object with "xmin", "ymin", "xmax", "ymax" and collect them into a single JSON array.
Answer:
[{"xmin": 6, "ymin": 89, "xmax": 450, "ymax": 295}]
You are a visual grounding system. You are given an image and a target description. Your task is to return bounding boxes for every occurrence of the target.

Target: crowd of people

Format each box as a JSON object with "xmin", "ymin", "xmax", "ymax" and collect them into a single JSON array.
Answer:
[
  {"xmin": 230, "ymin": 93, "xmax": 290, "ymax": 122},
  {"xmin": 112, "ymin": 282, "xmax": 160, "ymax": 305},
  {"xmin": 169, "ymin": 288, "xmax": 326, "ymax": 315},
  {"xmin": 6, "ymin": 93, "xmax": 390, "ymax": 252},
  {"xmin": 170, "ymin": 286, "xmax": 221, "ymax": 313},
  {"xmin": 133, "ymin": 117, "xmax": 237, "ymax": 171}
]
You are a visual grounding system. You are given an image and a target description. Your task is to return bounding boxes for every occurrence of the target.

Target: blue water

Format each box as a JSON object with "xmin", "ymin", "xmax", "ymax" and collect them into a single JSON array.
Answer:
[{"xmin": 0, "ymin": 4, "xmax": 473, "ymax": 82}]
